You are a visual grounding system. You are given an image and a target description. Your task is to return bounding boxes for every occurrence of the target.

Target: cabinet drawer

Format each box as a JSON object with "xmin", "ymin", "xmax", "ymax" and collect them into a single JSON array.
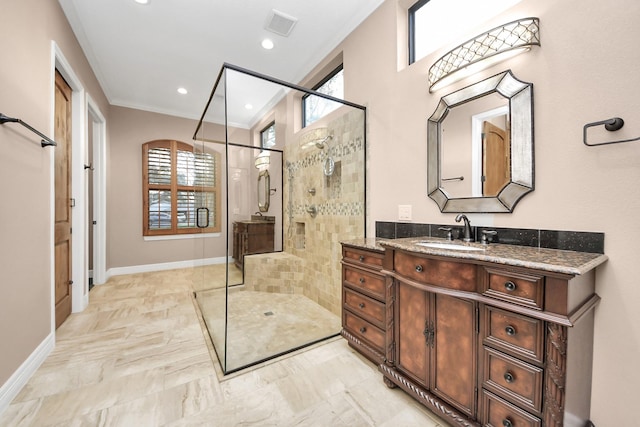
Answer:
[
  {"xmin": 482, "ymin": 267, "xmax": 544, "ymax": 310},
  {"xmin": 343, "ymin": 311, "xmax": 385, "ymax": 352},
  {"xmin": 483, "ymin": 347, "xmax": 543, "ymax": 413},
  {"xmin": 343, "ymin": 266, "xmax": 385, "ymax": 300},
  {"xmin": 394, "ymin": 251, "xmax": 476, "ymax": 292},
  {"xmin": 483, "ymin": 306, "xmax": 544, "ymax": 364},
  {"xmin": 343, "ymin": 247, "xmax": 384, "ymax": 271},
  {"xmin": 343, "ymin": 287, "xmax": 385, "ymax": 327},
  {"xmin": 481, "ymin": 390, "xmax": 541, "ymax": 427}
]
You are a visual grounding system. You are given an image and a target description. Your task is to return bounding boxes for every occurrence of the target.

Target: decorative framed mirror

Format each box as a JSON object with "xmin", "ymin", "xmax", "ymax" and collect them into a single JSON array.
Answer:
[
  {"xmin": 257, "ymin": 169, "xmax": 270, "ymax": 212},
  {"xmin": 427, "ymin": 70, "xmax": 534, "ymax": 213}
]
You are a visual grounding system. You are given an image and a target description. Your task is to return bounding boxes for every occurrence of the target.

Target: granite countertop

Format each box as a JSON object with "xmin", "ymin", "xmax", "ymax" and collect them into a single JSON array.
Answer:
[
  {"xmin": 342, "ymin": 237, "xmax": 608, "ymax": 276},
  {"xmin": 341, "ymin": 238, "xmax": 386, "ymax": 252}
]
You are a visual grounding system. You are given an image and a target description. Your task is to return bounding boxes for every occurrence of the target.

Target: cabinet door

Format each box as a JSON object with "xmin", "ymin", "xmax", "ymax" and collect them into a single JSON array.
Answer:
[
  {"xmin": 431, "ymin": 294, "xmax": 477, "ymax": 418},
  {"xmin": 396, "ymin": 281, "xmax": 430, "ymax": 387}
]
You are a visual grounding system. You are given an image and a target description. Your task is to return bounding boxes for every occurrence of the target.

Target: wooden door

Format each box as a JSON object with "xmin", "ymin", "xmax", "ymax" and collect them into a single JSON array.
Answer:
[
  {"xmin": 482, "ymin": 121, "xmax": 510, "ymax": 196},
  {"xmin": 396, "ymin": 281, "xmax": 430, "ymax": 388},
  {"xmin": 54, "ymin": 71, "xmax": 72, "ymax": 328},
  {"xmin": 430, "ymin": 294, "xmax": 477, "ymax": 418}
]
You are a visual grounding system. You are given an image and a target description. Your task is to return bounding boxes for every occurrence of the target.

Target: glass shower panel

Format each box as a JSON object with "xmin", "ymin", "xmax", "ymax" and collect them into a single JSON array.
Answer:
[
  {"xmin": 194, "ymin": 64, "xmax": 367, "ymax": 374},
  {"xmin": 193, "ymin": 69, "xmax": 229, "ymax": 371}
]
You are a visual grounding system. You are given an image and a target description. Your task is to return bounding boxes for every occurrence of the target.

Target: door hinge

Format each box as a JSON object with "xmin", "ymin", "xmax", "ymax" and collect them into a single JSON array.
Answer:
[
  {"xmin": 70, "ymin": 198, "xmax": 76, "ymax": 207},
  {"xmin": 68, "ymin": 280, "xmax": 73, "ymax": 285}
]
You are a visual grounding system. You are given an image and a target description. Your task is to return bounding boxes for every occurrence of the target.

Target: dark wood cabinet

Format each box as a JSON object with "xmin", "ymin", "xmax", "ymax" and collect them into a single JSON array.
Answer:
[
  {"xmin": 340, "ymin": 242, "xmax": 387, "ymax": 365},
  {"xmin": 376, "ymin": 244, "xmax": 603, "ymax": 427},
  {"xmin": 396, "ymin": 281, "xmax": 478, "ymax": 417},
  {"xmin": 232, "ymin": 221, "xmax": 274, "ymax": 269}
]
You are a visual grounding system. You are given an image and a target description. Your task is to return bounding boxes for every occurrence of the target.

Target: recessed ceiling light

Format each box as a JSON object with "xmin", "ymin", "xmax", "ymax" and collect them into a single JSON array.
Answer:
[
  {"xmin": 245, "ymin": 104, "xmax": 253, "ymax": 110},
  {"xmin": 134, "ymin": 0, "xmax": 149, "ymax": 4},
  {"xmin": 261, "ymin": 39, "xmax": 274, "ymax": 50},
  {"xmin": 177, "ymin": 87, "xmax": 188, "ymax": 95}
]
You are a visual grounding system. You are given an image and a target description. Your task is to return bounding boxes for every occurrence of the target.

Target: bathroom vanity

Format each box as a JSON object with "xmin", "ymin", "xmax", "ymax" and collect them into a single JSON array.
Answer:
[
  {"xmin": 341, "ymin": 239, "xmax": 388, "ymax": 365},
  {"xmin": 341, "ymin": 238, "xmax": 607, "ymax": 427},
  {"xmin": 232, "ymin": 219, "xmax": 275, "ymax": 269}
]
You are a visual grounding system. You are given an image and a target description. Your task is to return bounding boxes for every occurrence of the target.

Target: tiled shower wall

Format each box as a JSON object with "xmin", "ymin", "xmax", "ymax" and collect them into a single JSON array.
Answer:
[{"xmin": 282, "ymin": 109, "xmax": 365, "ymax": 315}]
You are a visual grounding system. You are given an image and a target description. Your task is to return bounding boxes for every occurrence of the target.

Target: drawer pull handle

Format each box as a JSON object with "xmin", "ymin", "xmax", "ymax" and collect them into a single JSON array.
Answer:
[
  {"xmin": 502, "ymin": 419, "xmax": 513, "ymax": 427},
  {"xmin": 359, "ymin": 255, "xmax": 365, "ymax": 262},
  {"xmin": 415, "ymin": 265, "xmax": 424, "ymax": 273},
  {"xmin": 359, "ymin": 326, "xmax": 367, "ymax": 333},
  {"xmin": 359, "ymin": 277, "xmax": 365, "ymax": 284},
  {"xmin": 504, "ymin": 281, "xmax": 517, "ymax": 291},
  {"xmin": 504, "ymin": 371, "xmax": 515, "ymax": 383},
  {"xmin": 359, "ymin": 303, "xmax": 365, "ymax": 309},
  {"xmin": 505, "ymin": 325, "xmax": 517, "ymax": 336}
]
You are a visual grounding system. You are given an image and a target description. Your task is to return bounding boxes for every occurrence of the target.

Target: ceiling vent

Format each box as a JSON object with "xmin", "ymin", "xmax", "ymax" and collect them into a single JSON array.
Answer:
[{"xmin": 265, "ymin": 9, "xmax": 298, "ymax": 37}]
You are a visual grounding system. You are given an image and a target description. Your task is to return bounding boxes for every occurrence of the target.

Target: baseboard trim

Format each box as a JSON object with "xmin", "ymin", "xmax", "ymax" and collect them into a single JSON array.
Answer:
[
  {"xmin": 106, "ymin": 256, "xmax": 231, "ymax": 278},
  {"xmin": 0, "ymin": 332, "xmax": 55, "ymax": 416}
]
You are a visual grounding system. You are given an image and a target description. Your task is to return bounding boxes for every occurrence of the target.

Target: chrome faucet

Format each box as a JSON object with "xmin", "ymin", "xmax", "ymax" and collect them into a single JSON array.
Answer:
[{"xmin": 455, "ymin": 214, "xmax": 473, "ymax": 242}]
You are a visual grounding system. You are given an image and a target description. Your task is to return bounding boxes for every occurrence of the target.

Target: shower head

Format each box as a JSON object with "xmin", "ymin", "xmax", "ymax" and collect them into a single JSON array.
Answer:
[
  {"xmin": 313, "ymin": 134, "xmax": 332, "ymax": 150},
  {"xmin": 299, "ymin": 127, "xmax": 333, "ymax": 150}
]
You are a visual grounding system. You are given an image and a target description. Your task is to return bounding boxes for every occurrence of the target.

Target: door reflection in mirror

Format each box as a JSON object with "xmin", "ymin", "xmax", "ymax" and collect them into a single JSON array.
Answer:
[{"xmin": 440, "ymin": 93, "xmax": 509, "ymax": 199}]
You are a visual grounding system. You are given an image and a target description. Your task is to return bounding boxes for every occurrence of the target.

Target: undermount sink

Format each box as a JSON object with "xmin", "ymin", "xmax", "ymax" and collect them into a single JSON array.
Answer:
[{"xmin": 415, "ymin": 241, "xmax": 485, "ymax": 251}]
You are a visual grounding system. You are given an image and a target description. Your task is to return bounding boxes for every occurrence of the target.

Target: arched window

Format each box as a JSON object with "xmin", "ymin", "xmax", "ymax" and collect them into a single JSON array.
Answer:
[{"xmin": 142, "ymin": 140, "xmax": 221, "ymax": 236}]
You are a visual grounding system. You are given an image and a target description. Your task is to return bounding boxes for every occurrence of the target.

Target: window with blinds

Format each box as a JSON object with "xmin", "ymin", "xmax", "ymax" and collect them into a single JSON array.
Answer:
[{"xmin": 143, "ymin": 140, "xmax": 220, "ymax": 236}]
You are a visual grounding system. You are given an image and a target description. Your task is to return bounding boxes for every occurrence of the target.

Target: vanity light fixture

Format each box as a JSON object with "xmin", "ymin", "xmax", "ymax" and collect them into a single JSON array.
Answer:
[
  {"xmin": 254, "ymin": 150, "xmax": 270, "ymax": 170},
  {"xmin": 428, "ymin": 17, "xmax": 540, "ymax": 92}
]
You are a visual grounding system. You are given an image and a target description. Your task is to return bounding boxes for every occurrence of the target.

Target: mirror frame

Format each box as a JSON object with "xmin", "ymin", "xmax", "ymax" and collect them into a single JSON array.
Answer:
[
  {"xmin": 257, "ymin": 170, "xmax": 270, "ymax": 212},
  {"xmin": 427, "ymin": 70, "xmax": 534, "ymax": 213}
]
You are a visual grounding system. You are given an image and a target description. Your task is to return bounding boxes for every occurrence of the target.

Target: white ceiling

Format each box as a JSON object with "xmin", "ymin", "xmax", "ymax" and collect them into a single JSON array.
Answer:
[{"xmin": 58, "ymin": 0, "xmax": 385, "ymax": 122}]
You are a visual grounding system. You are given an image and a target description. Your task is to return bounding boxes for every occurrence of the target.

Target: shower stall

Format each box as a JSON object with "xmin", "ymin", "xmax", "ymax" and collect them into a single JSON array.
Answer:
[{"xmin": 192, "ymin": 64, "xmax": 367, "ymax": 374}]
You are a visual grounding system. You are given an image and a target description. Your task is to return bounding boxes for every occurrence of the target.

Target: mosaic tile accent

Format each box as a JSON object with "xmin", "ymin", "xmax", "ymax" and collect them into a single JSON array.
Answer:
[{"xmin": 275, "ymin": 109, "xmax": 366, "ymax": 315}]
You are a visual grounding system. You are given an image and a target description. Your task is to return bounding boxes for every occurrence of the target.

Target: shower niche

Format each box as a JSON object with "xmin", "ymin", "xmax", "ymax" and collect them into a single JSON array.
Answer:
[{"xmin": 192, "ymin": 64, "xmax": 367, "ymax": 374}]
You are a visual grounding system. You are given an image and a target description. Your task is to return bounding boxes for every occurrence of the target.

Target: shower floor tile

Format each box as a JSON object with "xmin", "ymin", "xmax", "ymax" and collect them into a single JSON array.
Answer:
[{"xmin": 196, "ymin": 288, "xmax": 342, "ymax": 372}]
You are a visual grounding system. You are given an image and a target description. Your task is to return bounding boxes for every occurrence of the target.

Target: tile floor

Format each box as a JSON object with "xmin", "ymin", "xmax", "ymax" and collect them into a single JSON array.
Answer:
[
  {"xmin": 0, "ymin": 268, "xmax": 447, "ymax": 427},
  {"xmin": 196, "ymin": 287, "xmax": 342, "ymax": 372}
]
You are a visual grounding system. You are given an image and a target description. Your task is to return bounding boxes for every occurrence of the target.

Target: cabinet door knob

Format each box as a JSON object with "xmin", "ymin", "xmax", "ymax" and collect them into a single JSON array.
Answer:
[
  {"xmin": 359, "ymin": 303, "xmax": 365, "ymax": 309},
  {"xmin": 415, "ymin": 265, "xmax": 424, "ymax": 273},
  {"xmin": 504, "ymin": 281, "xmax": 517, "ymax": 291},
  {"xmin": 359, "ymin": 277, "xmax": 365, "ymax": 284},
  {"xmin": 359, "ymin": 255, "xmax": 365, "ymax": 262},
  {"xmin": 359, "ymin": 326, "xmax": 367, "ymax": 333},
  {"xmin": 505, "ymin": 325, "xmax": 517, "ymax": 336},
  {"xmin": 504, "ymin": 371, "xmax": 515, "ymax": 383},
  {"xmin": 502, "ymin": 419, "xmax": 513, "ymax": 427}
]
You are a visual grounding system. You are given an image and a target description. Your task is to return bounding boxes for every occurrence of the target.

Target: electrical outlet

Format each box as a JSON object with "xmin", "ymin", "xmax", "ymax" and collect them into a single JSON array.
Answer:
[{"xmin": 398, "ymin": 205, "xmax": 412, "ymax": 221}]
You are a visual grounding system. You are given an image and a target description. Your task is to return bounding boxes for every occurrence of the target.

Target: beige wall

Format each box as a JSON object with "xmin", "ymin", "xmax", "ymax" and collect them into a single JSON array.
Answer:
[
  {"xmin": 0, "ymin": 1, "xmax": 109, "ymax": 386},
  {"xmin": 2, "ymin": 0, "xmax": 639, "ymax": 423},
  {"xmin": 316, "ymin": 0, "xmax": 639, "ymax": 423},
  {"xmin": 107, "ymin": 106, "xmax": 232, "ymax": 268}
]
